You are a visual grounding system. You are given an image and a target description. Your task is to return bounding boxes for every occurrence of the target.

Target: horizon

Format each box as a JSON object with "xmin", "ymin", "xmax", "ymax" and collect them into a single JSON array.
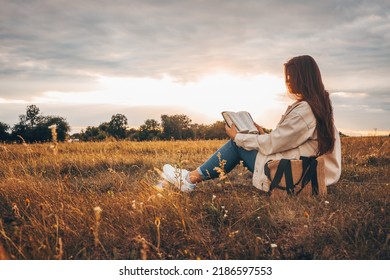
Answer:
[
  {"xmin": 1, "ymin": 0, "xmax": 389, "ymax": 136},
  {"xmin": 1, "ymin": 100, "xmax": 389, "ymax": 138}
]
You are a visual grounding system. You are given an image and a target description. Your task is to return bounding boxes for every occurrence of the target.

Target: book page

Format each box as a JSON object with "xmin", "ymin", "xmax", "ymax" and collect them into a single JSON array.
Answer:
[
  {"xmin": 236, "ymin": 111, "xmax": 258, "ymax": 133},
  {"xmin": 222, "ymin": 111, "xmax": 258, "ymax": 134},
  {"xmin": 229, "ymin": 112, "xmax": 249, "ymax": 132},
  {"xmin": 221, "ymin": 112, "xmax": 234, "ymax": 128}
]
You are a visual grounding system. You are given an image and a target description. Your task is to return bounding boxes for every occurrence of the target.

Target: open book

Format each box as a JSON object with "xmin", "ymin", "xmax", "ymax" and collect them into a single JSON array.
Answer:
[{"xmin": 222, "ymin": 111, "xmax": 259, "ymax": 134}]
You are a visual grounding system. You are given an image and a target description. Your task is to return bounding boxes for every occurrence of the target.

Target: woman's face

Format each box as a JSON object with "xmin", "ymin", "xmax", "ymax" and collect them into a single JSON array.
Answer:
[
  {"xmin": 285, "ymin": 72, "xmax": 293, "ymax": 93},
  {"xmin": 285, "ymin": 67, "xmax": 304, "ymax": 100}
]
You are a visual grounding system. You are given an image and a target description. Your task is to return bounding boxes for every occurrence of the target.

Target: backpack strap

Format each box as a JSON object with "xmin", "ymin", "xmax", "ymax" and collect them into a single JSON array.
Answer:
[
  {"xmin": 296, "ymin": 156, "xmax": 319, "ymax": 195},
  {"xmin": 265, "ymin": 159, "xmax": 295, "ymax": 195}
]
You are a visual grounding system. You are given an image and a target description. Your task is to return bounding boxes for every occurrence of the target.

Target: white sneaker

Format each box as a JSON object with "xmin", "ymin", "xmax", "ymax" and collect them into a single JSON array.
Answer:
[
  {"xmin": 162, "ymin": 164, "xmax": 196, "ymax": 192},
  {"xmin": 153, "ymin": 180, "xmax": 168, "ymax": 192}
]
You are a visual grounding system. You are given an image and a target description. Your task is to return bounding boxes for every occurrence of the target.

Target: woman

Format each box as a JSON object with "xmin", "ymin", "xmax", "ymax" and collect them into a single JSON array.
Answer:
[{"xmin": 162, "ymin": 55, "xmax": 342, "ymax": 192}]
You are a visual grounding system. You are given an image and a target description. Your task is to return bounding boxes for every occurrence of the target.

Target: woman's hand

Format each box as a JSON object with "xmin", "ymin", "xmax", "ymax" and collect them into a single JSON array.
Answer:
[
  {"xmin": 254, "ymin": 122, "xmax": 265, "ymax": 135},
  {"xmin": 225, "ymin": 124, "xmax": 238, "ymax": 140}
]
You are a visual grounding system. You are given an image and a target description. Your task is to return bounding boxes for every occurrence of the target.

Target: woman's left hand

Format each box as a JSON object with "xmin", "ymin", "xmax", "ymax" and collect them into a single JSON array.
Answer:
[{"xmin": 225, "ymin": 124, "xmax": 238, "ymax": 140}]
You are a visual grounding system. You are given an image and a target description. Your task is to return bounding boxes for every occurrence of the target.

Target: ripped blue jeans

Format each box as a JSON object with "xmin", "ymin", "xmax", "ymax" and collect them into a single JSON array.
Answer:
[{"xmin": 197, "ymin": 139, "xmax": 257, "ymax": 180}]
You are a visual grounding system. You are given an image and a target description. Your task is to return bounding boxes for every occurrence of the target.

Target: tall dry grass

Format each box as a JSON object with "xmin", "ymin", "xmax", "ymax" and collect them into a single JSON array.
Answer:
[{"xmin": 0, "ymin": 137, "xmax": 389, "ymax": 259}]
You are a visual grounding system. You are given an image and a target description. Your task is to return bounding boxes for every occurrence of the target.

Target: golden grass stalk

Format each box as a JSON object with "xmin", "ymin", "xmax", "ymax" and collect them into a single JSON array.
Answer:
[
  {"xmin": 49, "ymin": 124, "xmax": 58, "ymax": 155},
  {"xmin": 93, "ymin": 206, "xmax": 102, "ymax": 247},
  {"xmin": 0, "ymin": 240, "xmax": 9, "ymax": 260},
  {"xmin": 155, "ymin": 217, "xmax": 161, "ymax": 252},
  {"xmin": 56, "ymin": 237, "xmax": 63, "ymax": 260}
]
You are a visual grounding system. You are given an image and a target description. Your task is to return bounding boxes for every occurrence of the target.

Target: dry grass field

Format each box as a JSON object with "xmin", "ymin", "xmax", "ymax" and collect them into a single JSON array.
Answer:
[{"xmin": 0, "ymin": 137, "xmax": 389, "ymax": 260}]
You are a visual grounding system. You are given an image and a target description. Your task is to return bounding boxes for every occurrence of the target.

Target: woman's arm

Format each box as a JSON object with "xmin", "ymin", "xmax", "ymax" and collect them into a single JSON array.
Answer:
[{"xmin": 234, "ymin": 103, "xmax": 316, "ymax": 155}]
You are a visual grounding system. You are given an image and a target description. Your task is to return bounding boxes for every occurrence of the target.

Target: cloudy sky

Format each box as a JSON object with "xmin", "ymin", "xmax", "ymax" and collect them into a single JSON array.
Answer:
[{"xmin": 1, "ymin": 0, "xmax": 389, "ymax": 135}]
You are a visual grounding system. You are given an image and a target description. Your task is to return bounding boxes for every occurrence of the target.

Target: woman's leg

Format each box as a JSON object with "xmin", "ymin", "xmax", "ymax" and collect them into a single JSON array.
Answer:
[{"xmin": 189, "ymin": 139, "xmax": 257, "ymax": 183}]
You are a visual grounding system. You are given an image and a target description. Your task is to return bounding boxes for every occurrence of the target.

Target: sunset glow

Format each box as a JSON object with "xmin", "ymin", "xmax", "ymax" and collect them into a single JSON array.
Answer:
[
  {"xmin": 25, "ymin": 73, "xmax": 288, "ymax": 127},
  {"xmin": 35, "ymin": 73, "xmax": 285, "ymax": 106}
]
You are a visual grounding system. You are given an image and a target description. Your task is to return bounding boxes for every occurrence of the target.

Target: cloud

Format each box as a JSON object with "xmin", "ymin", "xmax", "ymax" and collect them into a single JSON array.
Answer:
[
  {"xmin": 331, "ymin": 88, "xmax": 390, "ymax": 131},
  {"xmin": 0, "ymin": 0, "xmax": 389, "ymax": 133},
  {"xmin": 2, "ymin": 0, "xmax": 389, "ymax": 82}
]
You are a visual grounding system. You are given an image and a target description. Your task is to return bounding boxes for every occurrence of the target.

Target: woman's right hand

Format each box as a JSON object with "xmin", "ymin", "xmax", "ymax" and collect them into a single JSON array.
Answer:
[
  {"xmin": 225, "ymin": 124, "xmax": 238, "ymax": 140},
  {"xmin": 254, "ymin": 123, "xmax": 265, "ymax": 135}
]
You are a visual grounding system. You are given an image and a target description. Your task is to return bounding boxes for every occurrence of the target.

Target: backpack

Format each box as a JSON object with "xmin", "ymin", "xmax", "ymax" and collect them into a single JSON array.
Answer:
[{"xmin": 264, "ymin": 156, "xmax": 326, "ymax": 198}]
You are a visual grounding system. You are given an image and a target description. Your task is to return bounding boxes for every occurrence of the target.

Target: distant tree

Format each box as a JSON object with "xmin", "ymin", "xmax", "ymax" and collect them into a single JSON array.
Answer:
[
  {"xmin": 161, "ymin": 114, "xmax": 192, "ymax": 140},
  {"xmin": 182, "ymin": 126, "xmax": 195, "ymax": 139},
  {"xmin": 205, "ymin": 121, "xmax": 227, "ymax": 139},
  {"xmin": 0, "ymin": 122, "xmax": 10, "ymax": 141},
  {"xmin": 108, "ymin": 114, "xmax": 128, "ymax": 139},
  {"xmin": 190, "ymin": 123, "xmax": 207, "ymax": 139},
  {"xmin": 98, "ymin": 122, "xmax": 110, "ymax": 134},
  {"xmin": 26, "ymin": 104, "xmax": 41, "ymax": 128},
  {"xmin": 139, "ymin": 119, "xmax": 161, "ymax": 140},
  {"xmin": 41, "ymin": 116, "xmax": 71, "ymax": 141},
  {"xmin": 70, "ymin": 132, "xmax": 82, "ymax": 140},
  {"xmin": 11, "ymin": 115, "xmax": 28, "ymax": 142},
  {"xmin": 80, "ymin": 126, "xmax": 108, "ymax": 141},
  {"xmin": 126, "ymin": 128, "xmax": 140, "ymax": 141},
  {"xmin": 189, "ymin": 121, "xmax": 228, "ymax": 140},
  {"xmin": 11, "ymin": 105, "xmax": 70, "ymax": 142}
]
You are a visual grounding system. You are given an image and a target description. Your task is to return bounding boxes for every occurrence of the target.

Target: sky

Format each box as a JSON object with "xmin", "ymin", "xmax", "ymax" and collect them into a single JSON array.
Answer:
[{"xmin": 0, "ymin": 0, "xmax": 389, "ymax": 136}]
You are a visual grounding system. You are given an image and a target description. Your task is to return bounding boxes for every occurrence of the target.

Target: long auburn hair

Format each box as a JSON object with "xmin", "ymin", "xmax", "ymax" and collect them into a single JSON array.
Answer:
[{"xmin": 284, "ymin": 55, "xmax": 335, "ymax": 155}]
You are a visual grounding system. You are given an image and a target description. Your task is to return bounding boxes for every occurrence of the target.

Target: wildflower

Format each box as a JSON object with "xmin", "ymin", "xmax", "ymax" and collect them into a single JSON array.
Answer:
[
  {"xmin": 155, "ymin": 217, "xmax": 161, "ymax": 226},
  {"xmin": 219, "ymin": 174, "xmax": 228, "ymax": 180},
  {"xmin": 214, "ymin": 152, "xmax": 228, "ymax": 181},
  {"xmin": 325, "ymin": 201, "xmax": 330, "ymax": 204},
  {"xmin": 228, "ymin": 230, "xmax": 240, "ymax": 237},
  {"xmin": 12, "ymin": 203, "xmax": 20, "ymax": 217},
  {"xmin": 94, "ymin": 206, "xmax": 102, "ymax": 220},
  {"xmin": 270, "ymin": 243, "xmax": 278, "ymax": 257},
  {"xmin": 107, "ymin": 190, "xmax": 114, "ymax": 197},
  {"xmin": 25, "ymin": 198, "xmax": 31, "ymax": 208}
]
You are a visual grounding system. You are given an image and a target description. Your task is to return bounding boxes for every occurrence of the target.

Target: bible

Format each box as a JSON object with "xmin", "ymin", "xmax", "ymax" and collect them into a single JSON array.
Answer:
[{"xmin": 222, "ymin": 111, "xmax": 258, "ymax": 134}]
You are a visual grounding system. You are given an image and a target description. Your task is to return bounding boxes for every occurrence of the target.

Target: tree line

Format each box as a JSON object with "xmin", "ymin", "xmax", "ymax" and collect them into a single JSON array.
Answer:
[
  {"xmin": 0, "ymin": 104, "xmax": 249, "ymax": 143},
  {"xmin": 0, "ymin": 105, "xmax": 70, "ymax": 143},
  {"xmin": 74, "ymin": 113, "xmax": 230, "ymax": 141}
]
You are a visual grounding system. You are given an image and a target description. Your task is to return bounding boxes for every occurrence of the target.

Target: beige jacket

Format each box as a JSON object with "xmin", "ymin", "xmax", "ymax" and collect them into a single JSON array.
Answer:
[{"xmin": 234, "ymin": 101, "xmax": 342, "ymax": 192}]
